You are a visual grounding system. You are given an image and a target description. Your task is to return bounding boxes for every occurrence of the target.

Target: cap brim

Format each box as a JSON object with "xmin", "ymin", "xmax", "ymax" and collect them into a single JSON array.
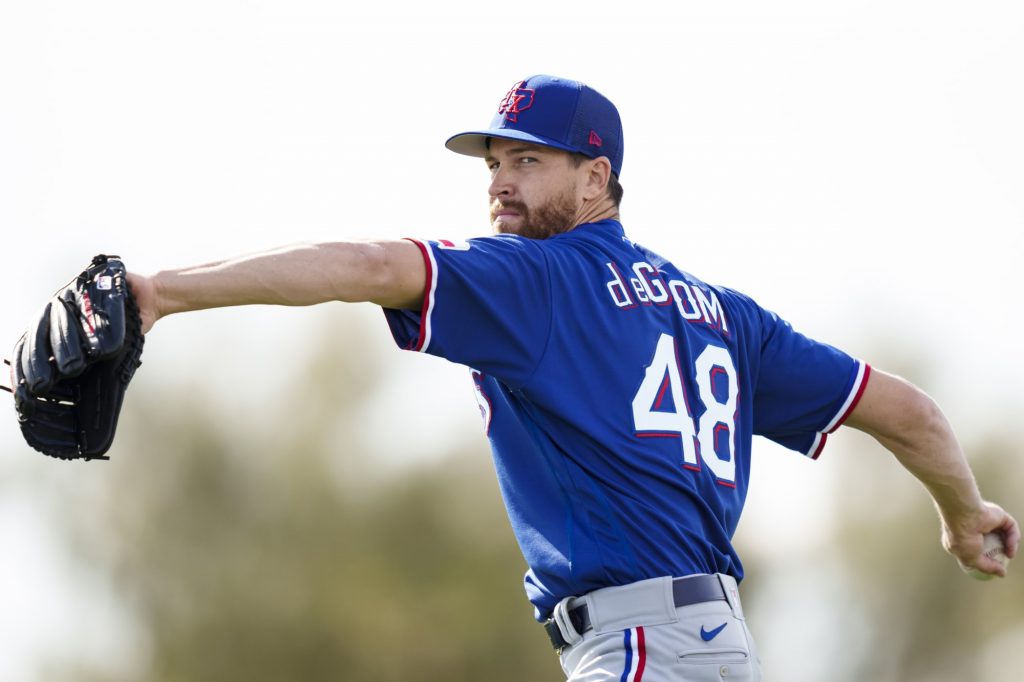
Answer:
[{"xmin": 445, "ymin": 129, "xmax": 582, "ymax": 159}]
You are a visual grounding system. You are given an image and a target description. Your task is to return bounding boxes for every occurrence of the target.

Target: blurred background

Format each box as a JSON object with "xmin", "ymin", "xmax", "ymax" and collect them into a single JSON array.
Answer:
[{"xmin": 1, "ymin": 1, "xmax": 1021, "ymax": 680}]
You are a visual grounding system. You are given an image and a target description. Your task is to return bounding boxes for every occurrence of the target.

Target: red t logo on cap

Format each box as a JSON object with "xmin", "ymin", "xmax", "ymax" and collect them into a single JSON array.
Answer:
[
  {"xmin": 498, "ymin": 81, "xmax": 535, "ymax": 123},
  {"xmin": 588, "ymin": 130, "xmax": 603, "ymax": 147}
]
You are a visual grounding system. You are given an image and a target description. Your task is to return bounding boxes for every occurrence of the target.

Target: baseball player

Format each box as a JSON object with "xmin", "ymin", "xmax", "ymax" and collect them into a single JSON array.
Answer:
[{"xmin": 121, "ymin": 75, "xmax": 1018, "ymax": 681}]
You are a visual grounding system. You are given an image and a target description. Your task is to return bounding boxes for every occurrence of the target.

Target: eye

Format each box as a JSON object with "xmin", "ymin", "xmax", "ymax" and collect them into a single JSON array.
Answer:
[{"xmin": 519, "ymin": 156, "xmax": 537, "ymax": 165}]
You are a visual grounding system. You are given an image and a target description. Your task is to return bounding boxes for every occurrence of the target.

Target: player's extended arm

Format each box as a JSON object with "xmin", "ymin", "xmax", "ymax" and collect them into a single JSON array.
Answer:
[
  {"xmin": 843, "ymin": 368, "xmax": 1020, "ymax": 578},
  {"xmin": 127, "ymin": 240, "xmax": 426, "ymax": 334}
]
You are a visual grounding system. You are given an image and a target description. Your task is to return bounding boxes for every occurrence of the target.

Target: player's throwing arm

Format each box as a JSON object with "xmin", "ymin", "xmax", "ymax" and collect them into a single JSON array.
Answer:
[{"xmin": 844, "ymin": 369, "xmax": 1019, "ymax": 578}]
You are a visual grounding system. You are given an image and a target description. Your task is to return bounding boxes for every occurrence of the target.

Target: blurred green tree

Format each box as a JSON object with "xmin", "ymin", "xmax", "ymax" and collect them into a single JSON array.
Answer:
[
  {"xmin": 830, "ymin": 432, "xmax": 1024, "ymax": 682},
  {"xmin": 43, "ymin": 316, "xmax": 558, "ymax": 682},
  {"xmin": 36, "ymin": 320, "xmax": 1024, "ymax": 682}
]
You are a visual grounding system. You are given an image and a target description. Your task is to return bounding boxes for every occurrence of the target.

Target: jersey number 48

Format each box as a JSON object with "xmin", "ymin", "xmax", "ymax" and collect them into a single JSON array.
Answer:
[{"xmin": 632, "ymin": 333, "xmax": 738, "ymax": 486}]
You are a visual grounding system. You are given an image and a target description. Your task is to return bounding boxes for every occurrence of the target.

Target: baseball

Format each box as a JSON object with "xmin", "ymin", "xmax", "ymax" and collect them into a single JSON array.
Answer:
[{"xmin": 963, "ymin": 533, "xmax": 1010, "ymax": 581}]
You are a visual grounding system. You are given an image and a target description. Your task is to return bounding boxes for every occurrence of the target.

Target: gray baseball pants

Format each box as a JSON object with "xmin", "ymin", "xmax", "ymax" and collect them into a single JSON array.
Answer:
[{"xmin": 553, "ymin": 574, "xmax": 761, "ymax": 681}]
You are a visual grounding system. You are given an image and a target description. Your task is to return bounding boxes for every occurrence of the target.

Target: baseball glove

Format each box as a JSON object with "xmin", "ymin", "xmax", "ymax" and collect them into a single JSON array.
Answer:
[{"xmin": 4, "ymin": 254, "xmax": 144, "ymax": 460}]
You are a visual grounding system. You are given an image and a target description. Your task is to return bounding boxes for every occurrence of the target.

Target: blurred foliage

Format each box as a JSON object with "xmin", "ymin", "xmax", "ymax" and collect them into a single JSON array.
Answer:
[
  {"xmin": 829, "ymin": 432, "xmax": 1024, "ymax": 682},
  {"xmin": 31, "ymin": 318, "xmax": 1024, "ymax": 682},
  {"xmin": 41, "ymin": 318, "xmax": 557, "ymax": 682}
]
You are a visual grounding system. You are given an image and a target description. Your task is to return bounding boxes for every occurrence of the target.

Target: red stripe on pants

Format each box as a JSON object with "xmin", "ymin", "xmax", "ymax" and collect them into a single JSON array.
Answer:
[{"xmin": 634, "ymin": 627, "xmax": 646, "ymax": 681}]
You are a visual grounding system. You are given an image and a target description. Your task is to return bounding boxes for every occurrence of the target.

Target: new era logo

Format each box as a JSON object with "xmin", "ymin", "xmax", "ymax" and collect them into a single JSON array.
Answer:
[
  {"xmin": 588, "ymin": 130, "xmax": 602, "ymax": 147},
  {"xmin": 498, "ymin": 81, "xmax": 535, "ymax": 123}
]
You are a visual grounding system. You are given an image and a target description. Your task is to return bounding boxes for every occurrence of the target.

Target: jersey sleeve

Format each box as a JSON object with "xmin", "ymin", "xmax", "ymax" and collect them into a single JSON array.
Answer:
[
  {"xmin": 738, "ymin": 292, "xmax": 871, "ymax": 458},
  {"xmin": 381, "ymin": 236, "xmax": 552, "ymax": 387}
]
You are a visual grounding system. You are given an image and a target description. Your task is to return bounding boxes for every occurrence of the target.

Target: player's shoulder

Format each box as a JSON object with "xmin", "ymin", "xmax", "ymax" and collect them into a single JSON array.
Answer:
[
  {"xmin": 633, "ymin": 240, "xmax": 775, "ymax": 325},
  {"xmin": 438, "ymin": 220, "xmax": 629, "ymax": 271},
  {"xmin": 423, "ymin": 232, "xmax": 549, "ymax": 266},
  {"xmin": 632, "ymin": 240, "xmax": 728, "ymax": 296},
  {"xmin": 534, "ymin": 219, "xmax": 646, "ymax": 266}
]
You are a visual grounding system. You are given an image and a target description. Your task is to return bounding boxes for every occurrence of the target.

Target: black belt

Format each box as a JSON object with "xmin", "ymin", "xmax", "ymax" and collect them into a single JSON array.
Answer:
[{"xmin": 543, "ymin": 575, "xmax": 727, "ymax": 653}]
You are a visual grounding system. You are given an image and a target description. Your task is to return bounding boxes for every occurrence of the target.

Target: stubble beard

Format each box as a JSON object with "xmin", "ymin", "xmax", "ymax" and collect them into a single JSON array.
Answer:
[{"xmin": 490, "ymin": 185, "xmax": 579, "ymax": 240}]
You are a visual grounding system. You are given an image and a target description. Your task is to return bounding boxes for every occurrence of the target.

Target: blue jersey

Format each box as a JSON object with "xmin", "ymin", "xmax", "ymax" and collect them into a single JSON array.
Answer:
[{"xmin": 383, "ymin": 220, "xmax": 869, "ymax": 620}]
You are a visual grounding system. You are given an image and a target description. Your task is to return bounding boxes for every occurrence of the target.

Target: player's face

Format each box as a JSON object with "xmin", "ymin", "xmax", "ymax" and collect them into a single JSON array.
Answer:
[{"xmin": 485, "ymin": 139, "xmax": 585, "ymax": 240}]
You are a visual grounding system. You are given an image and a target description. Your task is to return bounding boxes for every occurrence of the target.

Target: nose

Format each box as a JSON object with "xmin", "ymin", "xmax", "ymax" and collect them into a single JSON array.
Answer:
[{"xmin": 488, "ymin": 165, "xmax": 514, "ymax": 200}]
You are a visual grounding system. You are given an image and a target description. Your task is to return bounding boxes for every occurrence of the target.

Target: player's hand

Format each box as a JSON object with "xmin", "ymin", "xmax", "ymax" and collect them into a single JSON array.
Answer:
[
  {"xmin": 126, "ymin": 272, "xmax": 160, "ymax": 335},
  {"xmin": 942, "ymin": 500, "xmax": 1019, "ymax": 578}
]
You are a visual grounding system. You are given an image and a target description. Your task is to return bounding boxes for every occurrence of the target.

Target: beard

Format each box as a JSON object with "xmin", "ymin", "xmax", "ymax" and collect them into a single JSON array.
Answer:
[{"xmin": 490, "ymin": 185, "xmax": 578, "ymax": 240}]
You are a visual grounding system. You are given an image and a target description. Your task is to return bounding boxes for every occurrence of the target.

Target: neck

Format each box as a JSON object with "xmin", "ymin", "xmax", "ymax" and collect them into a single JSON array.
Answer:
[{"xmin": 572, "ymin": 195, "xmax": 620, "ymax": 229}]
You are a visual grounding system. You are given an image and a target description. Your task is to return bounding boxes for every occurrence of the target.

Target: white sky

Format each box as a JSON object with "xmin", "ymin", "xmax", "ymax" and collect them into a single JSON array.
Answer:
[{"xmin": 1, "ymin": 1, "xmax": 1022, "ymax": 679}]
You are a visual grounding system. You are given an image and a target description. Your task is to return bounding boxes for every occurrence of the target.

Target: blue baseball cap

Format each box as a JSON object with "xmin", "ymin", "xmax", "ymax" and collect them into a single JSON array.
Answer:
[{"xmin": 446, "ymin": 75, "xmax": 624, "ymax": 176}]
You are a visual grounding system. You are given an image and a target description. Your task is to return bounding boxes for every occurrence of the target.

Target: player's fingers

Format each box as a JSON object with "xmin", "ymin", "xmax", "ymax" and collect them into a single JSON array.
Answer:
[
  {"xmin": 1001, "ymin": 517, "xmax": 1021, "ymax": 559},
  {"xmin": 976, "ymin": 553, "xmax": 1009, "ymax": 578},
  {"xmin": 980, "ymin": 502, "xmax": 1020, "ymax": 560}
]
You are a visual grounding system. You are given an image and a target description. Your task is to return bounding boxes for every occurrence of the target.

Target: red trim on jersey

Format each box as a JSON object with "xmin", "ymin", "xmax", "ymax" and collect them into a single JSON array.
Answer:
[
  {"xmin": 653, "ymin": 371, "xmax": 671, "ymax": 410},
  {"xmin": 828, "ymin": 364, "xmax": 872, "ymax": 433},
  {"xmin": 406, "ymin": 238, "xmax": 433, "ymax": 352},
  {"xmin": 811, "ymin": 434, "xmax": 829, "ymax": 460},
  {"xmin": 812, "ymin": 364, "xmax": 873, "ymax": 460}
]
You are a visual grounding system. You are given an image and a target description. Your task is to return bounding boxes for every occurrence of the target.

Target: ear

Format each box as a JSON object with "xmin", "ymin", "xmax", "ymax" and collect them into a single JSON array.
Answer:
[{"xmin": 576, "ymin": 156, "xmax": 610, "ymax": 202}]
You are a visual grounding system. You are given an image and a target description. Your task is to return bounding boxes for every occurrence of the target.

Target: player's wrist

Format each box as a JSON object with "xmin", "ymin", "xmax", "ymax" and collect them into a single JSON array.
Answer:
[
  {"xmin": 127, "ymin": 271, "xmax": 166, "ymax": 335},
  {"xmin": 926, "ymin": 468, "xmax": 985, "ymax": 520}
]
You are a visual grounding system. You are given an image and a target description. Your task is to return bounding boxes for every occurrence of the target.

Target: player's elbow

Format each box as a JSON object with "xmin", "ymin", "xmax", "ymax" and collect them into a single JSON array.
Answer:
[
  {"xmin": 891, "ymin": 386, "xmax": 947, "ymax": 449},
  {"xmin": 368, "ymin": 241, "xmax": 427, "ymax": 310},
  {"xmin": 323, "ymin": 241, "xmax": 425, "ymax": 309},
  {"xmin": 348, "ymin": 242, "xmax": 394, "ymax": 301},
  {"xmin": 846, "ymin": 370, "xmax": 946, "ymax": 447}
]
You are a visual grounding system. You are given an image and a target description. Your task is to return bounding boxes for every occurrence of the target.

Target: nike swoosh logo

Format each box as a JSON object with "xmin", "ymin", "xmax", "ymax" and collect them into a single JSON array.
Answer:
[{"xmin": 700, "ymin": 622, "xmax": 728, "ymax": 642}]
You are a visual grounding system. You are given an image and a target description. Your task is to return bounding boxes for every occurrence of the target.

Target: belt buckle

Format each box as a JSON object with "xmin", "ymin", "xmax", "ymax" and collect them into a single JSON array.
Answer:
[
  {"xmin": 551, "ymin": 596, "xmax": 583, "ymax": 653},
  {"xmin": 554, "ymin": 628, "xmax": 568, "ymax": 656},
  {"xmin": 543, "ymin": 617, "xmax": 568, "ymax": 655}
]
